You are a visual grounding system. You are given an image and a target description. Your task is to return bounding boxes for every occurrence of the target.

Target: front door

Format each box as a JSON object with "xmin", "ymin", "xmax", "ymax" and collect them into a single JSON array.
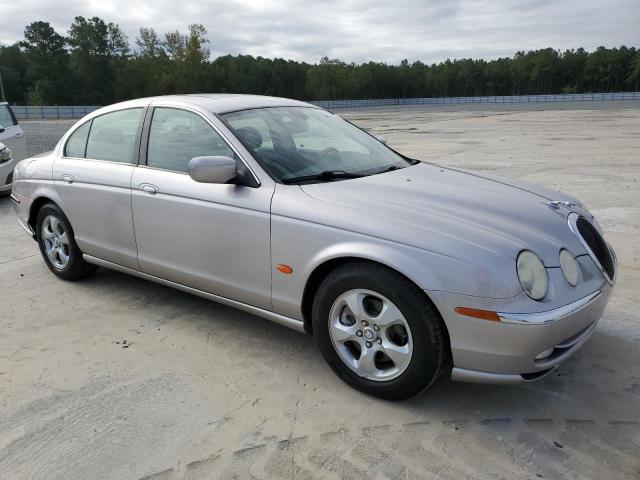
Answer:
[{"xmin": 131, "ymin": 106, "xmax": 273, "ymax": 309}]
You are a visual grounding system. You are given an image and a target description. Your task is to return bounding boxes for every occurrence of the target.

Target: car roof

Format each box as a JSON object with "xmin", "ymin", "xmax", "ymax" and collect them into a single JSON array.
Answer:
[{"xmin": 104, "ymin": 94, "xmax": 318, "ymax": 115}]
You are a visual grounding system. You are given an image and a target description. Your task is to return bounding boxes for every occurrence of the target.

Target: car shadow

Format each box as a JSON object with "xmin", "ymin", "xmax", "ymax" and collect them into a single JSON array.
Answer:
[{"xmin": 83, "ymin": 267, "xmax": 638, "ymax": 425}]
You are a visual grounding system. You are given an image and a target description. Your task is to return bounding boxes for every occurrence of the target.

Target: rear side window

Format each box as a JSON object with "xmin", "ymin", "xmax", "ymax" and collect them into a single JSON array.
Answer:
[
  {"xmin": 0, "ymin": 105, "xmax": 17, "ymax": 127},
  {"xmin": 147, "ymin": 108, "xmax": 234, "ymax": 173},
  {"xmin": 64, "ymin": 121, "xmax": 91, "ymax": 158},
  {"xmin": 85, "ymin": 108, "xmax": 143, "ymax": 163}
]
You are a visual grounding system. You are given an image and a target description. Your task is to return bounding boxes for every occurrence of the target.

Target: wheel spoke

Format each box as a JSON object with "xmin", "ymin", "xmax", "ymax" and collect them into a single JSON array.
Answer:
[
  {"xmin": 342, "ymin": 291, "xmax": 366, "ymax": 319},
  {"xmin": 381, "ymin": 340, "xmax": 411, "ymax": 369},
  {"xmin": 51, "ymin": 217, "xmax": 61, "ymax": 235},
  {"xmin": 331, "ymin": 321, "xmax": 357, "ymax": 342},
  {"xmin": 57, "ymin": 231, "xmax": 69, "ymax": 245},
  {"xmin": 376, "ymin": 301, "xmax": 403, "ymax": 327},
  {"xmin": 43, "ymin": 227, "xmax": 56, "ymax": 239},
  {"xmin": 58, "ymin": 247, "xmax": 70, "ymax": 265},
  {"xmin": 47, "ymin": 246, "xmax": 59, "ymax": 263},
  {"xmin": 355, "ymin": 347, "xmax": 379, "ymax": 377}
]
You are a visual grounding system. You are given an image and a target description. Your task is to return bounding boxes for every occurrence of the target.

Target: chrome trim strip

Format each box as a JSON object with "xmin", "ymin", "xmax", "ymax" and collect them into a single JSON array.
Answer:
[
  {"xmin": 498, "ymin": 290, "xmax": 601, "ymax": 325},
  {"xmin": 568, "ymin": 212, "xmax": 615, "ymax": 285},
  {"xmin": 83, "ymin": 255, "xmax": 306, "ymax": 334}
]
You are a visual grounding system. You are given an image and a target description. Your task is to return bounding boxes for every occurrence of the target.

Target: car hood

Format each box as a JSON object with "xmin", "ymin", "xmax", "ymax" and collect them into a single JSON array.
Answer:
[{"xmin": 299, "ymin": 163, "xmax": 590, "ymax": 266}]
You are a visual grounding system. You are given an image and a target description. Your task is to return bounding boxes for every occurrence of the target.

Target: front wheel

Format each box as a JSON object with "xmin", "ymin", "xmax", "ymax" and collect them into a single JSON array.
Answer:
[
  {"xmin": 312, "ymin": 262, "xmax": 449, "ymax": 400},
  {"xmin": 36, "ymin": 203, "xmax": 96, "ymax": 280}
]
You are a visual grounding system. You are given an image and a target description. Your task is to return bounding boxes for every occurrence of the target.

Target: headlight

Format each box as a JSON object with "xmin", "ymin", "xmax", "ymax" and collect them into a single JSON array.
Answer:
[
  {"xmin": 559, "ymin": 249, "xmax": 578, "ymax": 286},
  {"xmin": 0, "ymin": 145, "xmax": 12, "ymax": 164},
  {"xmin": 517, "ymin": 250, "xmax": 548, "ymax": 300}
]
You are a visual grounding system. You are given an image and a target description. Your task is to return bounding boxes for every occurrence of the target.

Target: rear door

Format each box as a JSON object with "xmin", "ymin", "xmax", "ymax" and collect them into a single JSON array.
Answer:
[{"xmin": 52, "ymin": 107, "xmax": 145, "ymax": 269}]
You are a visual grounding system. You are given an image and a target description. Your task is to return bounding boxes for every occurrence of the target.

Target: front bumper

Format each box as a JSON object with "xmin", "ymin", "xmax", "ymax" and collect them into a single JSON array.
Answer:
[
  {"xmin": 0, "ymin": 160, "xmax": 14, "ymax": 193},
  {"xmin": 10, "ymin": 190, "xmax": 35, "ymax": 237},
  {"xmin": 428, "ymin": 263, "xmax": 612, "ymax": 384}
]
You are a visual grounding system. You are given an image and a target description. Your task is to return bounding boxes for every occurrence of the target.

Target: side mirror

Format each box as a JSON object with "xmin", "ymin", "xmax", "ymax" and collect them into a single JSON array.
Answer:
[
  {"xmin": 376, "ymin": 135, "xmax": 387, "ymax": 145},
  {"xmin": 188, "ymin": 156, "xmax": 237, "ymax": 184}
]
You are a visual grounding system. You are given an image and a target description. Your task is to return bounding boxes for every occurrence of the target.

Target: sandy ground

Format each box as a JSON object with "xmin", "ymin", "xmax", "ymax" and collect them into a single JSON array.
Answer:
[{"xmin": 1, "ymin": 102, "xmax": 639, "ymax": 480}]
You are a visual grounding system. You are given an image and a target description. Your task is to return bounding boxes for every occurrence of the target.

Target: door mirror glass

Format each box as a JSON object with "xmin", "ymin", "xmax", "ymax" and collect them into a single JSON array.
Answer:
[{"xmin": 188, "ymin": 156, "xmax": 237, "ymax": 184}]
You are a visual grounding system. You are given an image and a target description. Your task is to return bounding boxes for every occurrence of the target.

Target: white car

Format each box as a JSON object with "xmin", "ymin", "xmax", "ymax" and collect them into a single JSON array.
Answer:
[{"xmin": 0, "ymin": 102, "xmax": 27, "ymax": 195}]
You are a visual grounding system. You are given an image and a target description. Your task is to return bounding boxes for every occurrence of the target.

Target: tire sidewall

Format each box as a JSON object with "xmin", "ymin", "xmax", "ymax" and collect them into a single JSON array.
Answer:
[{"xmin": 312, "ymin": 264, "xmax": 444, "ymax": 399}]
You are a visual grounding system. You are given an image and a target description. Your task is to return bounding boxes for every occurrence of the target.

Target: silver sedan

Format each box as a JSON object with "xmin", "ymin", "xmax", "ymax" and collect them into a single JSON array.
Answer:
[{"xmin": 11, "ymin": 94, "xmax": 615, "ymax": 399}]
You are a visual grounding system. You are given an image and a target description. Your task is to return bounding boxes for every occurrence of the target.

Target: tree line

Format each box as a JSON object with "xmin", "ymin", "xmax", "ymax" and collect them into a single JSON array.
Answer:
[{"xmin": 1, "ymin": 17, "xmax": 639, "ymax": 105}]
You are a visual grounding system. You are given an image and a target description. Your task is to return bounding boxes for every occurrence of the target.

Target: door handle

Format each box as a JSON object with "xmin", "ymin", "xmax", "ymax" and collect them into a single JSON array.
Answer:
[
  {"xmin": 61, "ymin": 174, "xmax": 74, "ymax": 184},
  {"xmin": 140, "ymin": 183, "xmax": 159, "ymax": 195}
]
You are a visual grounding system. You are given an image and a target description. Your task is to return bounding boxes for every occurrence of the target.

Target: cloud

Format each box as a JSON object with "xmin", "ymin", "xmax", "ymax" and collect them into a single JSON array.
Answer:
[{"xmin": 1, "ymin": 0, "xmax": 638, "ymax": 64}]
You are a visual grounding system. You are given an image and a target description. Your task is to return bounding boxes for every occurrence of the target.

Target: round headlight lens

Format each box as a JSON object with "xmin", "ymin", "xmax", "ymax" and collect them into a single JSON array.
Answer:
[
  {"xmin": 559, "ymin": 249, "xmax": 578, "ymax": 286},
  {"xmin": 517, "ymin": 250, "xmax": 548, "ymax": 300}
]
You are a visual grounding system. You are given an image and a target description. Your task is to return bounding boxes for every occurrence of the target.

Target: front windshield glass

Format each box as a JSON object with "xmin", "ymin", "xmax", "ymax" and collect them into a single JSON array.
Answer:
[{"xmin": 222, "ymin": 107, "xmax": 412, "ymax": 183}]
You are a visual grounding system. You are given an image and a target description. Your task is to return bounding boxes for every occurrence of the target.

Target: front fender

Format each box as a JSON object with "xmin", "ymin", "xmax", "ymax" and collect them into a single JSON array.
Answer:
[{"xmin": 270, "ymin": 213, "xmax": 521, "ymax": 320}]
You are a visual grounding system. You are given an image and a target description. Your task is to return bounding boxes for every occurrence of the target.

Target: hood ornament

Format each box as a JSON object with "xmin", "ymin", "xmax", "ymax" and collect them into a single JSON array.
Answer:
[{"xmin": 547, "ymin": 200, "xmax": 578, "ymax": 210}]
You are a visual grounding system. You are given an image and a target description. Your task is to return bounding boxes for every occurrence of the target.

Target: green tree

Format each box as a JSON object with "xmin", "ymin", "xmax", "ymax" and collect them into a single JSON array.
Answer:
[
  {"xmin": 0, "ymin": 44, "xmax": 28, "ymax": 103},
  {"xmin": 3, "ymin": 19, "xmax": 640, "ymax": 106},
  {"xmin": 67, "ymin": 16, "xmax": 129, "ymax": 103},
  {"xmin": 19, "ymin": 21, "xmax": 69, "ymax": 104},
  {"xmin": 136, "ymin": 28, "xmax": 164, "ymax": 58}
]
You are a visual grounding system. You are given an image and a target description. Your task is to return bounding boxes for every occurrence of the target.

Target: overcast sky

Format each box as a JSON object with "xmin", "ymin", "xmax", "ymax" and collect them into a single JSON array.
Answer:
[{"xmin": 1, "ymin": 0, "xmax": 639, "ymax": 64}]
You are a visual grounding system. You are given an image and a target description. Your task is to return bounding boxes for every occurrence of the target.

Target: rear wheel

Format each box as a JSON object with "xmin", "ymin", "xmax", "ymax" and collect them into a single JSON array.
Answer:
[
  {"xmin": 312, "ymin": 262, "xmax": 449, "ymax": 400},
  {"xmin": 36, "ymin": 203, "xmax": 96, "ymax": 280}
]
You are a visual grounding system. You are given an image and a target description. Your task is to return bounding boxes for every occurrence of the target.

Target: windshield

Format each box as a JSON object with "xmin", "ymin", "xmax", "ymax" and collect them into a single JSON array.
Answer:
[{"xmin": 222, "ymin": 107, "xmax": 412, "ymax": 183}]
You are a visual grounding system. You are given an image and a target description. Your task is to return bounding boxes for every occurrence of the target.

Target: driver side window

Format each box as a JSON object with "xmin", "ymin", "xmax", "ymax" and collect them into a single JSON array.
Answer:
[{"xmin": 147, "ymin": 108, "xmax": 234, "ymax": 173}]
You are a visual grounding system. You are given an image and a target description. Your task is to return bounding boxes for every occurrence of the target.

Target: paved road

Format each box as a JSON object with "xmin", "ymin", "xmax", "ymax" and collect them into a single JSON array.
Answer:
[{"xmin": 1, "ymin": 103, "xmax": 639, "ymax": 479}]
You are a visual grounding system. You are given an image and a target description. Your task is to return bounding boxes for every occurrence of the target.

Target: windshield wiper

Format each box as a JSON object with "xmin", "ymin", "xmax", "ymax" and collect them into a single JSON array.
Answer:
[
  {"xmin": 282, "ymin": 170, "xmax": 365, "ymax": 184},
  {"xmin": 380, "ymin": 165, "xmax": 404, "ymax": 173}
]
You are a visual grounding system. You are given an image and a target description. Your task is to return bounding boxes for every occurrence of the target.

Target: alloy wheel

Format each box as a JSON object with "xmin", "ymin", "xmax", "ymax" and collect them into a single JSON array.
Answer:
[
  {"xmin": 328, "ymin": 289, "xmax": 413, "ymax": 381},
  {"xmin": 41, "ymin": 215, "xmax": 70, "ymax": 270}
]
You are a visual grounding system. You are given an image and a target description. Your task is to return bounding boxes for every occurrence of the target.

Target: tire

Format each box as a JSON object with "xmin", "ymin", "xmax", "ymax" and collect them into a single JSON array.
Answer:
[
  {"xmin": 36, "ymin": 203, "xmax": 97, "ymax": 280},
  {"xmin": 312, "ymin": 261, "xmax": 449, "ymax": 400}
]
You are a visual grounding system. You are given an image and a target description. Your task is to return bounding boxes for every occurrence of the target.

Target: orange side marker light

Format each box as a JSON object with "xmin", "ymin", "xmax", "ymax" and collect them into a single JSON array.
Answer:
[
  {"xmin": 454, "ymin": 307, "xmax": 501, "ymax": 322},
  {"xmin": 276, "ymin": 264, "xmax": 293, "ymax": 275}
]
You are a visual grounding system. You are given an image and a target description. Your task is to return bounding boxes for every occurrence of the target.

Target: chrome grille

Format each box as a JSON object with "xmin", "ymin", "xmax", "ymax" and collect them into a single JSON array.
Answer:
[{"xmin": 572, "ymin": 215, "xmax": 615, "ymax": 281}]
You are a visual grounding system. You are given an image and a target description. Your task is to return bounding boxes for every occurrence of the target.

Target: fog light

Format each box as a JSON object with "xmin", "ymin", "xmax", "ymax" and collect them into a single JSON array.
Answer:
[{"xmin": 559, "ymin": 249, "xmax": 578, "ymax": 286}]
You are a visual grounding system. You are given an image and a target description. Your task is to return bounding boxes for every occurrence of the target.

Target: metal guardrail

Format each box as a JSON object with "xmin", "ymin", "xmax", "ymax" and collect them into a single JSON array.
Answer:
[
  {"xmin": 12, "ymin": 105, "xmax": 101, "ymax": 120},
  {"xmin": 11, "ymin": 92, "xmax": 640, "ymax": 119},
  {"xmin": 312, "ymin": 91, "xmax": 640, "ymax": 109}
]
